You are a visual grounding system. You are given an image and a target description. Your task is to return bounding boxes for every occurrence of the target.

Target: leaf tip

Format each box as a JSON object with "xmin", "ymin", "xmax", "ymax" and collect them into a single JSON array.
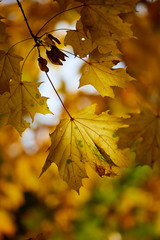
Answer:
[{"xmin": 39, "ymin": 169, "xmax": 44, "ymax": 178}]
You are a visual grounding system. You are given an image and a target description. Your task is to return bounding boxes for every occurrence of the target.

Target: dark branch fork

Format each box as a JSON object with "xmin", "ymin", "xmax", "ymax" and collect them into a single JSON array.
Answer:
[{"xmin": 16, "ymin": 0, "xmax": 76, "ymax": 119}]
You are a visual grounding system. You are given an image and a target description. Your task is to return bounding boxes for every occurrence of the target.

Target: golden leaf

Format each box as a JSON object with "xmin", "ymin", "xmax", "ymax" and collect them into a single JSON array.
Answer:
[
  {"xmin": 76, "ymin": 0, "xmax": 137, "ymax": 44},
  {"xmin": 0, "ymin": 49, "xmax": 23, "ymax": 94},
  {"xmin": 41, "ymin": 105, "xmax": 128, "ymax": 191},
  {"xmin": 0, "ymin": 79, "xmax": 52, "ymax": 134},
  {"xmin": 64, "ymin": 19, "xmax": 94, "ymax": 58},
  {"xmin": 79, "ymin": 49, "xmax": 134, "ymax": 98}
]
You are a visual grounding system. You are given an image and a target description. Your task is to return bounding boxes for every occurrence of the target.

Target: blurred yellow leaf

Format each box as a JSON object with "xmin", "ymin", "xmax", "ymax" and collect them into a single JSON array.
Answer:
[
  {"xmin": 118, "ymin": 107, "xmax": 160, "ymax": 166},
  {"xmin": 0, "ymin": 180, "xmax": 24, "ymax": 210},
  {"xmin": 0, "ymin": 210, "xmax": 16, "ymax": 237}
]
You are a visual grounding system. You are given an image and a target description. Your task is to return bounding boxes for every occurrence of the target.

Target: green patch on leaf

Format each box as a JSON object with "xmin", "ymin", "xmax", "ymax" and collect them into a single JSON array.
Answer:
[
  {"xmin": 132, "ymin": 139, "xmax": 142, "ymax": 150},
  {"xmin": 92, "ymin": 146, "xmax": 104, "ymax": 162},
  {"xmin": 35, "ymin": 93, "xmax": 40, "ymax": 99},
  {"xmin": 39, "ymin": 99, "xmax": 44, "ymax": 105},
  {"xmin": 112, "ymin": 133, "xmax": 117, "ymax": 138},
  {"xmin": 78, "ymin": 140, "xmax": 83, "ymax": 148},
  {"xmin": 67, "ymin": 159, "xmax": 72, "ymax": 164}
]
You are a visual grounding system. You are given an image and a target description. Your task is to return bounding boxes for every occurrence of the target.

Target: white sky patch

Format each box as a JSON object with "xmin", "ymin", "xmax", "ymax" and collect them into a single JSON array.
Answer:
[{"xmin": 136, "ymin": 3, "xmax": 148, "ymax": 17}]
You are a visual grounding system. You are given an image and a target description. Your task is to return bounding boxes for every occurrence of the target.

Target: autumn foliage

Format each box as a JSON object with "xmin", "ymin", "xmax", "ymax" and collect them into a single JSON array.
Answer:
[{"xmin": 0, "ymin": 0, "xmax": 160, "ymax": 239}]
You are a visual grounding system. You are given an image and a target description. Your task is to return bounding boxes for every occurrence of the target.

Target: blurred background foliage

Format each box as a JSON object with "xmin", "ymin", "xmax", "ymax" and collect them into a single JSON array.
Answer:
[{"xmin": 0, "ymin": 0, "xmax": 160, "ymax": 239}]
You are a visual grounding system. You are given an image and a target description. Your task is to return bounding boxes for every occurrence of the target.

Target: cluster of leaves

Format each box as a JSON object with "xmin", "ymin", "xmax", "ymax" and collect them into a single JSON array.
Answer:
[
  {"xmin": 0, "ymin": 0, "xmax": 160, "ymax": 239},
  {"xmin": 0, "ymin": 0, "xmax": 140, "ymax": 191}
]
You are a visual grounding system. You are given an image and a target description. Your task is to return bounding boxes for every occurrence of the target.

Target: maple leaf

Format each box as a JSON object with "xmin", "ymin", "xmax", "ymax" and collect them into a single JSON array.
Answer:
[
  {"xmin": 76, "ymin": 0, "xmax": 136, "ymax": 47},
  {"xmin": 0, "ymin": 49, "xmax": 23, "ymax": 94},
  {"xmin": 0, "ymin": 79, "xmax": 52, "ymax": 134},
  {"xmin": 65, "ymin": 18, "xmax": 120, "ymax": 57},
  {"xmin": 41, "ymin": 105, "xmax": 128, "ymax": 191},
  {"xmin": 117, "ymin": 107, "xmax": 160, "ymax": 166},
  {"xmin": 97, "ymin": 37, "xmax": 121, "ymax": 56},
  {"xmin": 79, "ymin": 49, "xmax": 134, "ymax": 98},
  {"xmin": 64, "ymin": 19, "xmax": 94, "ymax": 58}
]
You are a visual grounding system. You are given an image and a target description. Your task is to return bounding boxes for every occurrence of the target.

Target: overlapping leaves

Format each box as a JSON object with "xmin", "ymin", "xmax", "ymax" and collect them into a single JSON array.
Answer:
[
  {"xmin": 0, "ymin": 0, "xmax": 139, "ymax": 190},
  {"xmin": 65, "ymin": 0, "xmax": 138, "ymax": 58}
]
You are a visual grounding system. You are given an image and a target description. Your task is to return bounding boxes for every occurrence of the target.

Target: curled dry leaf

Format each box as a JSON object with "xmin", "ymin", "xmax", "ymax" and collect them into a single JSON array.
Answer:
[
  {"xmin": 46, "ymin": 46, "xmax": 68, "ymax": 65},
  {"xmin": 38, "ymin": 57, "xmax": 49, "ymax": 72},
  {"xmin": 48, "ymin": 33, "xmax": 61, "ymax": 45}
]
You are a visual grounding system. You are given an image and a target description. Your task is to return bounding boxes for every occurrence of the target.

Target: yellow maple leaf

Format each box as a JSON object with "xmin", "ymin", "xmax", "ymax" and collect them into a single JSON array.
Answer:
[
  {"xmin": 118, "ymin": 107, "xmax": 160, "ymax": 166},
  {"xmin": 0, "ymin": 79, "xmax": 52, "ymax": 134},
  {"xmin": 0, "ymin": 49, "xmax": 23, "ymax": 94},
  {"xmin": 79, "ymin": 49, "xmax": 134, "ymax": 98},
  {"xmin": 76, "ymin": 0, "xmax": 137, "ymax": 45},
  {"xmin": 97, "ymin": 37, "xmax": 121, "ymax": 56},
  {"xmin": 64, "ymin": 19, "xmax": 94, "ymax": 58},
  {"xmin": 41, "ymin": 105, "xmax": 128, "ymax": 191}
]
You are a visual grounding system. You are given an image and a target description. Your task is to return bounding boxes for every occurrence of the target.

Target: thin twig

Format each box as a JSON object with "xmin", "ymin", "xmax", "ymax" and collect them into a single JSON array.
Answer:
[
  {"xmin": 45, "ymin": 72, "xmax": 73, "ymax": 120},
  {"xmin": 16, "ymin": 0, "xmax": 40, "ymax": 56},
  {"xmin": 16, "ymin": 0, "xmax": 35, "ymax": 40},
  {"xmin": 39, "ymin": 28, "xmax": 74, "ymax": 39},
  {"xmin": 21, "ymin": 46, "xmax": 35, "ymax": 72},
  {"xmin": 35, "ymin": 4, "xmax": 84, "ymax": 37},
  {"xmin": 8, "ymin": 37, "xmax": 33, "ymax": 52}
]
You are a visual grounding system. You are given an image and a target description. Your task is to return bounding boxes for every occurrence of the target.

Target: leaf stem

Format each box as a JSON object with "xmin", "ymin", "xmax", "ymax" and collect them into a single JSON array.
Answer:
[
  {"xmin": 21, "ymin": 46, "xmax": 35, "ymax": 72},
  {"xmin": 8, "ymin": 37, "xmax": 33, "ymax": 52},
  {"xmin": 45, "ymin": 72, "xmax": 73, "ymax": 120},
  {"xmin": 39, "ymin": 28, "xmax": 74, "ymax": 39},
  {"xmin": 61, "ymin": 49, "xmax": 89, "ymax": 64}
]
